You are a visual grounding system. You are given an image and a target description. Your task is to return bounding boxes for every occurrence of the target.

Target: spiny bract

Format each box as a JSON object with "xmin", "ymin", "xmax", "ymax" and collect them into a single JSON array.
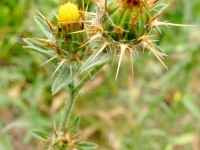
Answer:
[{"xmin": 80, "ymin": 0, "xmax": 183, "ymax": 79}]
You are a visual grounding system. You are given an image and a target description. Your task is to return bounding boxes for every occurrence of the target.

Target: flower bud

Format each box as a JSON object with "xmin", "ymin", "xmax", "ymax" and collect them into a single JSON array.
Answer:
[{"xmin": 58, "ymin": 2, "xmax": 80, "ymax": 23}]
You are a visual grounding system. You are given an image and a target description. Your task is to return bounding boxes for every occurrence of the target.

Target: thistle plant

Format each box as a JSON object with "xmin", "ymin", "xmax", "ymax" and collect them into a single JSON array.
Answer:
[{"xmin": 23, "ymin": 0, "xmax": 189, "ymax": 149}]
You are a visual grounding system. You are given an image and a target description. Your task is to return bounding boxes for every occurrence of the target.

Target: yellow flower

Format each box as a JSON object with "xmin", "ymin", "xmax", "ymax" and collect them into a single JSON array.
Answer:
[
  {"xmin": 58, "ymin": 2, "xmax": 79, "ymax": 23},
  {"xmin": 173, "ymin": 91, "xmax": 181, "ymax": 102}
]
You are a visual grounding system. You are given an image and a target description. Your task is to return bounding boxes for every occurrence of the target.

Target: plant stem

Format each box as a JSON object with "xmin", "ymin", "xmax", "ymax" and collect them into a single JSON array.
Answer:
[
  {"xmin": 58, "ymin": 64, "xmax": 104, "ymax": 131},
  {"xmin": 59, "ymin": 91, "xmax": 76, "ymax": 131}
]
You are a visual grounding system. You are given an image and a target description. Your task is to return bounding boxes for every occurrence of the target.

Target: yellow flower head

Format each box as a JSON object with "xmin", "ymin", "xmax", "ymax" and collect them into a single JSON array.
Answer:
[{"xmin": 58, "ymin": 2, "xmax": 80, "ymax": 23}]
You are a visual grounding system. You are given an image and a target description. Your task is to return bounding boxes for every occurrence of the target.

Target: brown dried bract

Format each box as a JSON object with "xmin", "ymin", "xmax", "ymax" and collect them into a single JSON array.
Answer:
[{"xmin": 118, "ymin": 0, "xmax": 142, "ymax": 12}]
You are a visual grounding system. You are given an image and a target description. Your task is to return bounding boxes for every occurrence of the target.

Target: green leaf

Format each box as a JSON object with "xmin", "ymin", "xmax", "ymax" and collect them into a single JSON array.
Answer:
[
  {"xmin": 81, "ymin": 47, "xmax": 112, "ymax": 73},
  {"xmin": 51, "ymin": 63, "xmax": 75, "ymax": 95},
  {"xmin": 151, "ymin": 3, "xmax": 168, "ymax": 16},
  {"xmin": 68, "ymin": 115, "xmax": 81, "ymax": 133},
  {"xmin": 24, "ymin": 38, "xmax": 58, "ymax": 73},
  {"xmin": 31, "ymin": 130, "xmax": 50, "ymax": 141},
  {"xmin": 0, "ymin": 123, "xmax": 13, "ymax": 150},
  {"xmin": 164, "ymin": 133, "xmax": 198, "ymax": 150},
  {"xmin": 38, "ymin": 54, "xmax": 58, "ymax": 73},
  {"xmin": 23, "ymin": 38, "xmax": 53, "ymax": 56},
  {"xmin": 182, "ymin": 93, "xmax": 200, "ymax": 120},
  {"xmin": 78, "ymin": 142, "xmax": 98, "ymax": 150},
  {"xmin": 34, "ymin": 16, "xmax": 53, "ymax": 40},
  {"xmin": 153, "ymin": 44, "xmax": 167, "ymax": 56}
]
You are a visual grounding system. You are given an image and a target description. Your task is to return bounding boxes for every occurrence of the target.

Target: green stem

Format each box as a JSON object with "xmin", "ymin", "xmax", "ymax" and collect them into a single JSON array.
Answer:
[
  {"xmin": 58, "ymin": 91, "xmax": 76, "ymax": 131},
  {"xmin": 58, "ymin": 64, "xmax": 104, "ymax": 131}
]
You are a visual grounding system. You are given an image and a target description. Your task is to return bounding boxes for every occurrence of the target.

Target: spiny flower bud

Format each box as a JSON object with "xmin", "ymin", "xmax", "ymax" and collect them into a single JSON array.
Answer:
[
  {"xmin": 30, "ymin": 1, "xmax": 89, "ymax": 77},
  {"xmin": 81, "ymin": 0, "xmax": 188, "ymax": 79}
]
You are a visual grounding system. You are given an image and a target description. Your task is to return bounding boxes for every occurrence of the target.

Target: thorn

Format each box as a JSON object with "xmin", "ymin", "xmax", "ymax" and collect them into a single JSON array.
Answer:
[
  {"xmin": 87, "ymin": 70, "xmax": 92, "ymax": 78},
  {"xmin": 108, "ymin": 43, "xmax": 112, "ymax": 53},
  {"xmin": 140, "ymin": 36, "xmax": 168, "ymax": 69},
  {"xmin": 124, "ymin": 46, "xmax": 136, "ymax": 75},
  {"xmin": 80, "ymin": 32, "xmax": 101, "ymax": 48},
  {"xmin": 148, "ymin": 44, "xmax": 168, "ymax": 69},
  {"xmin": 82, "ymin": 0, "xmax": 84, "ymax": 11},
  {"xmin": 73, "ymin": 54, "xmax": 82, "ymax": 64},
  {"xmin": 155, "ymin": 25, "xmax": 162, "ymax": 34},
  {"xmin": 130, "ymin": 5, "xmax": 143, "ymax": 25},
  {"xmin": 130, "ymin": 48, "xmax": 134, "ymax": 75},
  {"xmin": 68, "ymin": 27, "xmax": 99, "ymax": 35},
  {"xmin": 53, "ymin": 10, "xmax": 58, "ymax": 20},
  {"xmin": 40, "ymin": 56, "xmax": 58, "ymax": 66},
  {"xmin": 33, "ymin": 38, "xmax": 60, "ymax": 49},
  {"xmin": 147, "ymin": 1, "xmax": 174, "ymax": 26},
  {"xmin": 89, "ymin": 41, "xmax": 109, "ymax": 63},
  {"xmin": 142, "ymin": 43, "xmax": 146, "ymax": 53},
  {"xmin": 51, "ymin": 59, "xmax": 67, "ymax": 77},
  {"xmin": 144, "ymin": 35, "xmax": 157, "ymax": 38},
  {"xmin": 152, "ymin": 19, "xmax": 193, "ymax": 28},
  {"xmin": 85, "ymin": 0, "xmax": 89, "ymax": 13},
  {"xmin": 36, "ymin": 9, "xmax": 46, "ymax": 20},
  {"xmin": 132, "ymin": 46, "xmax": 140, "ymax": 58},
  {"xmin": 115, "ymin": 44, "xmax": 127, "ymax": 80},
  {"xmin": 36, "ymin": 9, "xmax": 55, "ymax": 33},
  {"xmin": 79, "ymin": 11, "xmax": 96, "ymax": 16},
  {"xmin": 126, "ymin": 46, "xmax": 136, "ymax": 56},
  {"xmin": 149, "ymin": 46, "xmax": 168, "ymax": 70}
]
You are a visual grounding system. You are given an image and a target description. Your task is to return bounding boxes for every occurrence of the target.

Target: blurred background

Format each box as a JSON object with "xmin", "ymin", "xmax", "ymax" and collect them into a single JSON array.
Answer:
[{"xmin": 0, "ymin": 0, "xmax": 200, "ymax": 150}]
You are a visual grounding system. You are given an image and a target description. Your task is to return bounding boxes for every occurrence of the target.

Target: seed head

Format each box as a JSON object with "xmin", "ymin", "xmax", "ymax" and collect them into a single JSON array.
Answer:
[{"xmin": 58, "ymin": 2, "xmax": 80, "ymax": 23}]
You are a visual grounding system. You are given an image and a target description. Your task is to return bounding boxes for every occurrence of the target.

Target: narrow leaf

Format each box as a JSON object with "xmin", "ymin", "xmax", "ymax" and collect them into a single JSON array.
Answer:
[
  {"xmin": 182, "ymin": 94, "xmax": 200, "ymax": 120},
  {"xmin": 81, "ymin": 48, "xmax": 112, "ymax": 73},
  {"xmin": 151, "ymin": 3, "xmax": 168, "ymax": 16},
  {"xmin": 38, "ymin": 54, "xmax": 59, "ymax": 73},
  {"xmin": 23, "ymin": 38, "xmax": 53, "ymax": 56},
  {"xmin": 34, "ymin": 16, "xmax": 53, "ymax": 40},
  {"xmin": 52, "ymin": 64, "xmax": 75, "ymax": 95},
  {"xmin": 0, "ymin": 124, "xmax": 13, "ymax": 150},
  {"xmin": 68, "ymin": 115, "xmax": 81, "ymax": 133},
  {"xmin": 164, "ymin": 134, "xmax": 199, "ymax": 150},
  {"xmin": 31, "ymin": 130, "xmax": 50, "ymax": 141},
  {"xmin": 153, "ymin": 44, "xmax": 167, "ymax": 56},
  {"xmin": 78, "ymin": 142, "xmax": 98, "ymax": 150}
]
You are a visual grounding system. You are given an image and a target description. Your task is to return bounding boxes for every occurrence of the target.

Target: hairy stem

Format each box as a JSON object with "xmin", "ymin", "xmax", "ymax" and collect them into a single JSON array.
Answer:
[
  {"xmin": 59, "ymin": 91, "xmax": 76, "ymax": 131},
  {"xmin": 58, "ymin": 64, "xmax": 104, "ymax": 131}
]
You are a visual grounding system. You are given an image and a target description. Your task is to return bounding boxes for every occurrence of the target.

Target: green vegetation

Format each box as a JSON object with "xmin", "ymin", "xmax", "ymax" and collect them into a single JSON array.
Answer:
[{"xmin": 0, "ymin": 0, "xmax": 200, "ymax": 150}]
